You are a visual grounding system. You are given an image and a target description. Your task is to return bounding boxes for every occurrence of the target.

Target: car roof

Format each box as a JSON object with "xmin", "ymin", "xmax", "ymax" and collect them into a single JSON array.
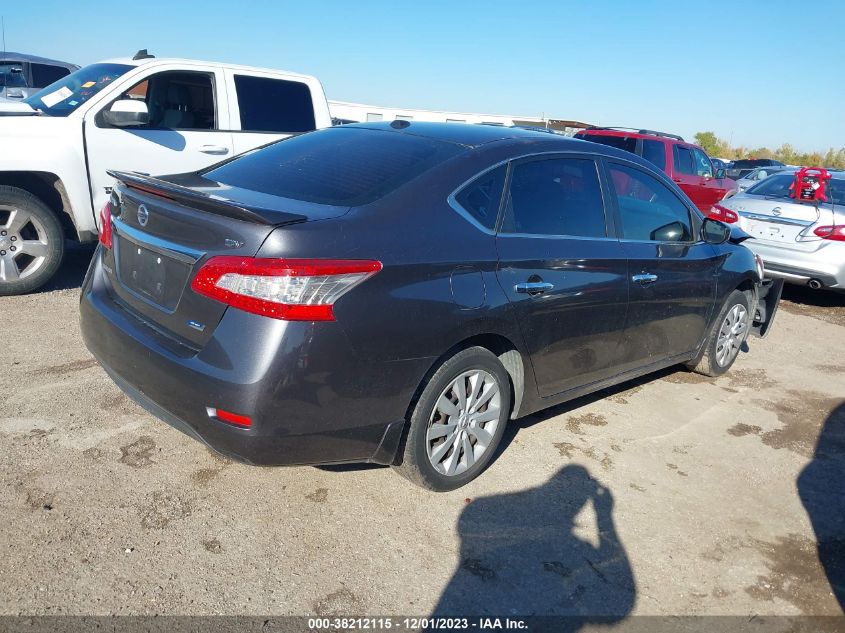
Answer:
[
  {"xmin": 0, "ymin": 51, "xmax": 78, "ymax": 69},
  {"xmin": 340, "ymin": 121, "xmax": 571, "ymax": 148}
]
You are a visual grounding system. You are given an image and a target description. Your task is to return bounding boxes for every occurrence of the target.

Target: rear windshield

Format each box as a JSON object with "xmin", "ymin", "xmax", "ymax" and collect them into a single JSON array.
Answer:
[
  {"xmin": 577, "ymin": 133, "xmax": 637, "ymax": 154},
  {"xmin": 747, "ymin": 173, "xmax": 845, "ymax": 205},
  {"xmin": 204, "ymin": 127, "xmax": 464, "ymax": 206}
]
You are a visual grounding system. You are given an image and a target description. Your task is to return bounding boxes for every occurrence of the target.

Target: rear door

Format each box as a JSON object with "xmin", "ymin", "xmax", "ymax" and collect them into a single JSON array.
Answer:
[
  {"xmin": 605, "ymin": 160, "xmax": 718, "ymax": 368},
  {"xmin": 84, "ymin": 64, "xmax": 235, "ymax": 217},
  {"xmin": 495, "ymin": 154, "xmax": 629, "ymax": 398},
  {"xmin": 225, "ymin": 70, "xmax": 322, "ymax": 155}
]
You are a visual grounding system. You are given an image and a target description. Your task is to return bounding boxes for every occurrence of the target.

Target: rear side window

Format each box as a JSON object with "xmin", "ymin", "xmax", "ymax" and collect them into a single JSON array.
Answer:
[
  {"xmin": 577, "ymin": 133, "xmax": 637, "ymax": 155},
  {"xmin": 501, "ymin": 158, "xmax": 606, "ymax": 237},
  {"xmin": 673, "ymin": 146, "xmax": 696, "ymax": 175},
  {"xmin": 31, "ymin": 63, "xmax": 71, "ymax": 88},
  {"xmin": 608, "ymin": 163, "xmax": 693, "ymax": 242},
  {"xmin": 641, "ymin": 139, "xmax": 666, "ymax": 170},
  {"xmin": 234, "ymin": 75, "xmax": 316, "ymax": 133},
  {"xmin": 454, "ymin": 166, "xmax": 507, "ymax": 230},
  {"xmin": 204, "ymin": 127, "xmax": 463, "ymax": 206}
]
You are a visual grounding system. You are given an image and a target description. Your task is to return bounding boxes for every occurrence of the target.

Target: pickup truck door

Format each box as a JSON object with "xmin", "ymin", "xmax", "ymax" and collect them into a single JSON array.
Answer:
[
  {"xmin": 223, "ymin": 68, "xmax": 321, "ymax": 155},
  {"xmin": 83, "ymin": 64, "xmax": 234, "ymax": 217}
]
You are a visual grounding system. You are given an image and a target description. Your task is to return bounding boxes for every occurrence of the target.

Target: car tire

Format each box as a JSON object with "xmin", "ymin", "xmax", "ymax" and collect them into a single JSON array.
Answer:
[
  {"xmin": 0, "ymin": 186, "xmax": 64, "ymax": 296},
  {"xmin": 394, "ymin": 346, "xmax": 511, "ymax": 491},
  {"xmin": 688, "ymin": 289, "xmax": 751, "ymax": 377}
]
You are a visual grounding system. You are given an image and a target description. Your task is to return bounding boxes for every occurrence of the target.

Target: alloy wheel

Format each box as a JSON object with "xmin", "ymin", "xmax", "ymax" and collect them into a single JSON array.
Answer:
[
  {"xmin": 425, "ymin": 369, "xmax": 502, "ymax": 477},
  {"xmin": 715, "ymin": 304, "xmax": 748, "ymax": 367},
  {"xmin": 0, "ymin": 205, "xmax": 50, "ymax": 283}
]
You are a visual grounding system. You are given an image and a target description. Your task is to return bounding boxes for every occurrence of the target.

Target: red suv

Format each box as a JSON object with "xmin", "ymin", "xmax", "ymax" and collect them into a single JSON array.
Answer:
[{"xmin": 574, "ymin": 127, "xmax": 737, "ymax": 212}]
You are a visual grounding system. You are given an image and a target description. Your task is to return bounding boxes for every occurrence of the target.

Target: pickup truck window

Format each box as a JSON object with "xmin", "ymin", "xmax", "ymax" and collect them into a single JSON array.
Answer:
[
  {"xmin": 0, "ymin": 62, "xmax": 27, "ymax": 88},
  {"xmin": 31, "ymin": 63, "xmax": 71, "ymax": 89},
  {"xmin": 112, "ymin": 71, "xmax": 216, "ymax": 130},
  {"xmin": 24, "ymin": 63, "xmax": 133, "ymax": 116},
  {"xmin": 234, "ymin": 74, "xmax": 316, "ymax": 133}
]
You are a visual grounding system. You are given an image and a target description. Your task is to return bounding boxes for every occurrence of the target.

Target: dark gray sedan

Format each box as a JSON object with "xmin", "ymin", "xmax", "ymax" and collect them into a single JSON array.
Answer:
[{"xmin": 80, "ymin": 122, "xmax": 781, "ymax": 490}]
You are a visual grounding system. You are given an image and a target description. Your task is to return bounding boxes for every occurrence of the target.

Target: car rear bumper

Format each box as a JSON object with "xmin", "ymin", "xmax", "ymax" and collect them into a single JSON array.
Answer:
[
  {"xmin": 743, "ymin": 239, "xmax": 845, "ymax": 289},
  {"xmin": 80, "ymin": 252, "xmax": 426, "ymax": 466}
]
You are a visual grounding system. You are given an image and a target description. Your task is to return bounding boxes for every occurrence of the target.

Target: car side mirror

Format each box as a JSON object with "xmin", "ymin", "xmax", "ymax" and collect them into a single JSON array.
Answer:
[
  {"xmin": 103, "ymin": 99, "xmax": 149, "ymax": 127},
  {"xmin": 702, "ymin": 217, "xmax": 731, "ymax": 244},
  {"xmin": 715, "ymin": 168, "xmax": 726, "ymax": 179}
]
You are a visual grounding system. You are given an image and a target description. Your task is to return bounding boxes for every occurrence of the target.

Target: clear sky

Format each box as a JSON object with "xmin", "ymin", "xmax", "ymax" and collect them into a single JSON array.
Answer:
[{"xmin": 3, "ymin": 0, "xmax": 843, "ymax": 152}]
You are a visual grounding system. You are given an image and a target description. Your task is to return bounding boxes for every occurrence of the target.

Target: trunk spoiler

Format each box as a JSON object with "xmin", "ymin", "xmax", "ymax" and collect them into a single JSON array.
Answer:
[{"xmin": 107, "ymin": 170, "xmax": 308, "ymax": 226}]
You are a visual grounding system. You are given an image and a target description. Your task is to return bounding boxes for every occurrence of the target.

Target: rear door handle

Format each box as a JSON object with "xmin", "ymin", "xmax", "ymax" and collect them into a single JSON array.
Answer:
[
  {"xmin": 632, "ymin": 273, "xmax": 658, "ymax": 285},
  {"xmin": 199, "ymin": 145, "xmax": 230, "ymax": 155},
  {"xmin": 515, "ymin": 281, "xmax": 554, "ymax": 295}
]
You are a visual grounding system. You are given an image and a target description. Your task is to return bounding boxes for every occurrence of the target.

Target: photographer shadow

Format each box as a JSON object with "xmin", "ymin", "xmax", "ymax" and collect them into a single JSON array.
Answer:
[
  {"xmin": 798, "ymin": 402, "xmax": 845, "ymax": 612},
  {"xmin": 432, "ymin": 464, "xmax": 635, "ymax": 630}
]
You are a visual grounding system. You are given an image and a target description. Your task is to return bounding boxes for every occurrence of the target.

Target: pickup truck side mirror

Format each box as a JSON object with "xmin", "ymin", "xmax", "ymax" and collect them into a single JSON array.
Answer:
[
  {"xmin": 103, "ymin": 99, "xmax": 149, "ymax": 128},
  {"xmin": 715, "ymin": 168, "xmax": 726, "ymax": 179},
  {"xmin": 702, "ymin": 217, "xmax": 731, "ymax": 244}
]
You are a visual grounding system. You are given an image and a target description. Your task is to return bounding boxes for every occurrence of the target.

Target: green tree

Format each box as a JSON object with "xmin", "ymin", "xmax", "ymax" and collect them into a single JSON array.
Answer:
[{"xmin": 694, "ymin": 132, "xmax": 720, "ymax": 157}]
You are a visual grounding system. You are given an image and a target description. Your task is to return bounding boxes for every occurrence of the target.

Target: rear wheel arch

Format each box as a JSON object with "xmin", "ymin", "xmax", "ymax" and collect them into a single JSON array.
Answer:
[
  {"xmin": 0, "ymin": 172, "xmax": 78, "ymax": 241},
  {"xmin": 392, "ymin": 332, "xmax": 525, "ymax": 466}
]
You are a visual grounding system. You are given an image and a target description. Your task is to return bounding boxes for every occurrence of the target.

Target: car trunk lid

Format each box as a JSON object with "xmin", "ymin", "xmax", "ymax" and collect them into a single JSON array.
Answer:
[
  {"xmin": 102, "ymin": 171, "xmax": 350, "ymax": 348},
  {"xmin": 730, "ymin": 194, "xmax": 836, "ymax": 250}
]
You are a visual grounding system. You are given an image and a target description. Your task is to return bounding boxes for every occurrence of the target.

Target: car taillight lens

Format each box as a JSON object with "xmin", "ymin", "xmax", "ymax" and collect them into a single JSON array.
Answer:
[
  {"xmin": 98, "ymin": 202, "xmax": 113, "ymax": 249},
  {"xmin": 191, "ymin": 257, "xmax": 382, "ymax": 321},
  {"xmin": 813, "ymin": 225, "xmax": 845, "ymax": 241},
  {"xmin": 708, "ymin": 204, "xmax": 739, "ymax": 224}
]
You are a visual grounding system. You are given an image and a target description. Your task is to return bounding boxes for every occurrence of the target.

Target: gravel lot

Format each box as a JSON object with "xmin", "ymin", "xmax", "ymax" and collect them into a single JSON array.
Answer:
[{"xmin": 1, "ymin": 243, "xmax": 843, "ymax": 621}]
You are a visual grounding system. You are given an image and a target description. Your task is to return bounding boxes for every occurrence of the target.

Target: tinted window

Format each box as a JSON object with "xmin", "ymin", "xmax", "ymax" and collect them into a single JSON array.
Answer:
[
  {"xmin": 0, "ymin": 62, "xmax": 27, "ymax": 88},
  {"xmin": 692, "ymin": 148, "xmax": 713, "ymax": 177},
  {"xmin": 641, "ymin": 139, "xmax": 666, "ymax": 170},
  {"xmin": 501, "ymin": 158, "xmax": 606, "ymax": 237},
  {"xmin": 608, "ymin": 163, "xmax": 693, "ymax": 242},
  {"xmin": 234, "ymin": 75, "xmax": 315, "ymax": 133},
  {"xmin": 673, "ymin": 147, "xmax": 696, "ymax": 175},
  {"xmin": 454, "ymin": 166, "xmax": 506, "ymax": 230},
  {"xmin": 205, "ymin": 127, "xmax": 463, "ymax": 206},
  {"xmin": 577, "ymin": 133, "xmax": 637, "ymax": 154},
  {"xmin": 31, "ymin": 63, "xmax": 71, "ymax": 88}
]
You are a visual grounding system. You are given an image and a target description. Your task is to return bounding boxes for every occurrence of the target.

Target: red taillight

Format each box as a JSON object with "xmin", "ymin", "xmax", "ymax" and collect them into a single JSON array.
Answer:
[
  {"xmin": 191, "ymin": 257, "xmax": 382, "ymax": 321},
  {"xmin": 813, "ymin": 225, "xmax": 845, "ymax": 241},
  {"xmin": 209, "ymin": 407, "xmax": 252, "ymax": 428},
  {"xmin": 708, "ymin": 204, "xmax": 739, "ymax": 224},
  {"xmin": 98, "ymin": 202, "xmax": 113, "ymax": 249}
]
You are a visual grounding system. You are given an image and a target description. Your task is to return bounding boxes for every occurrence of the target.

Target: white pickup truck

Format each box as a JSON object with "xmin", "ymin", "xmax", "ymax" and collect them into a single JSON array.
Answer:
[{"xmin": 0, "ymin": 50, "xmax": 332, "ymax": 294}]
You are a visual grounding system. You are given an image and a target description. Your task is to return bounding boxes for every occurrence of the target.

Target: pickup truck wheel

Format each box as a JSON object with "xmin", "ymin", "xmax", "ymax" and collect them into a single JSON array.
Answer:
[
  {"xmin": 0, "ymin": 186, "xmax": 64, "ymax": 296},
  {"xmin": 394, "ymin": 347, "xmax": 511, "ymax": 491},
  {"xmin": 688, "ymin": 289, "xmax": 751, "ymax": 377}
]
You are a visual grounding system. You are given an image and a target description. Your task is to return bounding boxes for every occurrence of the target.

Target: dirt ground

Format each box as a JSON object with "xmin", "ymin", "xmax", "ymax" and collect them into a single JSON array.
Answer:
[{"xmin": 1, "ymin": 243, "xmax": 843, "ymax": 622}]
